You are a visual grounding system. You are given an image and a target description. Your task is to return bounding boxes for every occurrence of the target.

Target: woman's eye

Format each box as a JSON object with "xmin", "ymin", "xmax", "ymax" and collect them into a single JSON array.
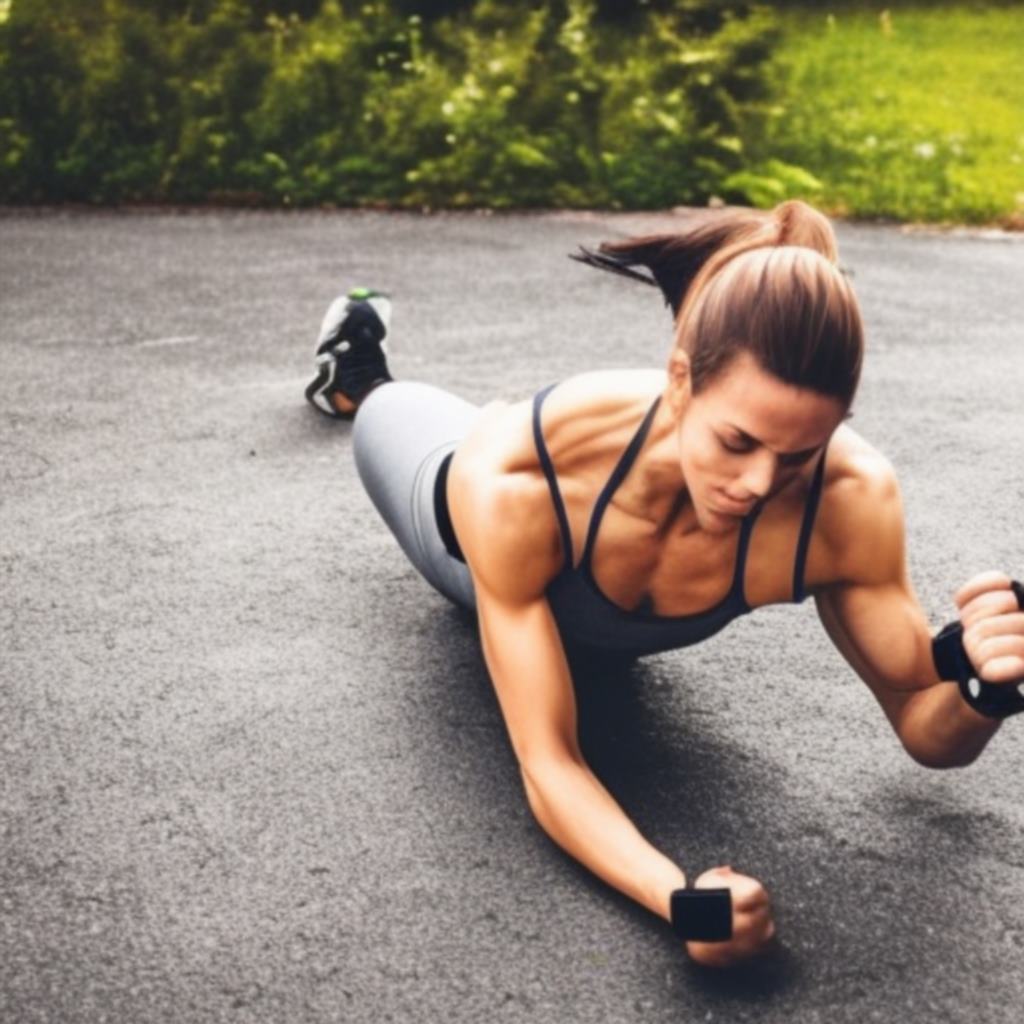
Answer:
[{"xmin": 720, "ymin": 437, "xmax": 749, "ymax": 454}]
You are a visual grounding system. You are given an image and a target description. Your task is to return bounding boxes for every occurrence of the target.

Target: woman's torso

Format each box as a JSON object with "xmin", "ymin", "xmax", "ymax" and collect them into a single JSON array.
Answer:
[{"xmin": 448, "ymin": 368, "xmax": 876, "ymax": 656}]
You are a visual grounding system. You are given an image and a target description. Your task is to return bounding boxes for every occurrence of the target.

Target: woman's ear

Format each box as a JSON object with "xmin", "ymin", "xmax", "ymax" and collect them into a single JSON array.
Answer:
[{"xmin": 665, "ymin": 347, "xmax": 691, "ymax": 416}]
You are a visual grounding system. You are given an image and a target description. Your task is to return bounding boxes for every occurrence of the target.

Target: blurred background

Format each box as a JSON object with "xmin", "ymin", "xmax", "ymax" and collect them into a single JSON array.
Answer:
[{"xmin": 0, "ymin": 0, "xmax": 1021, "ymax": 222}]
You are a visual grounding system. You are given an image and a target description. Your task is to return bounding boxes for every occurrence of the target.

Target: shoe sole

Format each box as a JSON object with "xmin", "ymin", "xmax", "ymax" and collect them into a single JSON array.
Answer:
[{"xmin": 305, "ymin": 358, "xmax": 355, "ymax": 420}]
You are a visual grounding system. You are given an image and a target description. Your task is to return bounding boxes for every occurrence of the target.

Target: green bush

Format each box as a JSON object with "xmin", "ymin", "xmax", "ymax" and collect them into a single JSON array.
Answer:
[{"xmin": 0, "ymin": 0, "xmax": 788, "ymax": 206}]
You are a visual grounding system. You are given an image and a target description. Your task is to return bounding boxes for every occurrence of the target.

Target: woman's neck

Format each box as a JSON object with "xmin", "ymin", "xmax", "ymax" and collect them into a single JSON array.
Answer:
[{"xmin": 615, "ymin": 386, "xmax": 707, "ymax": 535}]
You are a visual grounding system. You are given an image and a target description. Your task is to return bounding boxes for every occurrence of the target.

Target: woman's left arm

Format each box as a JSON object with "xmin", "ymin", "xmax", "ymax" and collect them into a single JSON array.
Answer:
[{"xmin": 812, "ymin": 462, "xmax": 1022, "ymax": 768}]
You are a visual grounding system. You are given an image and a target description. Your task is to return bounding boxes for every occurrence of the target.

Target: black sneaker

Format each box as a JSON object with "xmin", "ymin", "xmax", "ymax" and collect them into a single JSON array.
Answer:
[{"xmin": 304, "ymin": 287, "xmax": 393, "ymax": 419}]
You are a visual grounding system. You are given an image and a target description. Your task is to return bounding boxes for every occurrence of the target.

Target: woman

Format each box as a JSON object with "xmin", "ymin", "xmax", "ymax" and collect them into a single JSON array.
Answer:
[{"xmin": 305, "ymin": 200, "xmax": 1024, "ymax": 968}]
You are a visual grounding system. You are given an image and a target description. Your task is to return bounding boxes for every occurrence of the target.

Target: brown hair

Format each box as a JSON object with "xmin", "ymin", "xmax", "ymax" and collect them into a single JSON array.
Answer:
[{"xmin": 574, "ymin": 200, "xmax": 863, "ymax": 408}]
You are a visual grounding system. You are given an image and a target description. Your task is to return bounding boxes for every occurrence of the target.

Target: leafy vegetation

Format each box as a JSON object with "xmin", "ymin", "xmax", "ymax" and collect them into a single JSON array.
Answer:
[
  {"xmin": 1, "ymin": 0, "xmax": 1021, "ymax": 224},
  {"xmin": 0, "ymin": 0, "xmax": 787, "ymax": 207}
]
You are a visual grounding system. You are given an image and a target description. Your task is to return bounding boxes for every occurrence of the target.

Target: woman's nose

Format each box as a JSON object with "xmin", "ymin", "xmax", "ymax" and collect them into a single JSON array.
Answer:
[{"xmin": 737, "ymin": 451, "xmax": 776, "ymax": 500}]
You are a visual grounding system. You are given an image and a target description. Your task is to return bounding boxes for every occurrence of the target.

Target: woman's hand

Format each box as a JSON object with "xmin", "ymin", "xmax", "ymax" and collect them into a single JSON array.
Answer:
[
  {"xmin": 684, "ymin": 866, "xmax": 776, "ymax": 968},
  {"xmin": 956, "ymin": 570, "xmax": 1024, "ymax": 684}
]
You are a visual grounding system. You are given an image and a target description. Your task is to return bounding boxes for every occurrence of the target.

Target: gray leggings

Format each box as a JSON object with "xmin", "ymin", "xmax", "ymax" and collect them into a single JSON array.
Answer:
[{"xmin": 352, "ymin": 381, "xmax": 483, "ymax": 612}]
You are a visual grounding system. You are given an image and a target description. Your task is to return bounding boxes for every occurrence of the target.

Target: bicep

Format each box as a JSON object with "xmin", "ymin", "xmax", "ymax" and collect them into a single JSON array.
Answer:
[
  {"xmin": 451, "ymin": 462, "xmax": 580, "ymax": 768},
  {"xmin": 815, "ymin": 581, "xmax": 937, "ymax": 735},
  {"xmin": 814, "ymin": 462, "xmax": 939, "ymax": 736}
]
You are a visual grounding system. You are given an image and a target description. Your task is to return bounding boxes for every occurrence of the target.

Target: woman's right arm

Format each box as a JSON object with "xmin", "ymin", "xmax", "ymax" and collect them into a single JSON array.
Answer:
[
  {"xmin": 450, "ymin": 440, "xmax": 775, "ymax": 965},
  {"xmin": 452, "ymin": 448, "xmax": 708, "ymax": 929},
  {"xmin": 475, "ymin": 567, "xmax": 777, "ymax": 965},
  {"xmin": 471, "ymin": 577, "xmax": 774, "ymax": 966},
  {"xmin": 477, "ymin": 578, "xmax": 690, "ymax": 923},
  {"xmin": 450, "ymin": 458, "xmax": 688, "ymax": 922}
]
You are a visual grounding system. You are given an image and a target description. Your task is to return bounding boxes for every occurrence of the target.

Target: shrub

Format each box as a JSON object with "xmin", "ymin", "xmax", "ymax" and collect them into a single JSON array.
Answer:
[{"xmin": 0, "ymin": 0, "xmax": 787, "ymax": 206}]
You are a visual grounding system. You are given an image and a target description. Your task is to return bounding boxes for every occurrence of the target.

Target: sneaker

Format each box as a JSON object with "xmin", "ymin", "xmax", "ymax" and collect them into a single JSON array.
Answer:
[{"xmin": 304, "ymin": 287, "xmax": 393, "ymax": 419}]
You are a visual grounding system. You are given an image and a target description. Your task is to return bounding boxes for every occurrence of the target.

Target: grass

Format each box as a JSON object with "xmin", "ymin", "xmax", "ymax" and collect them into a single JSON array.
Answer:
[{"xmin": 759, "ymin": 2, "xmax": 1024, "ymax": 226}]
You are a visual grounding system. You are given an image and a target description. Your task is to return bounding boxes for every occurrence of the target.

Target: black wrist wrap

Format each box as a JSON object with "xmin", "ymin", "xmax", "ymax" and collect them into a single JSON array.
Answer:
[
  {"xmin": 670, "ymin": 886, "xmax": 733, "ymax": 942},
  {"xmin": 931, "ymin": 580, "xmax": 1024, "ymax": 719}
]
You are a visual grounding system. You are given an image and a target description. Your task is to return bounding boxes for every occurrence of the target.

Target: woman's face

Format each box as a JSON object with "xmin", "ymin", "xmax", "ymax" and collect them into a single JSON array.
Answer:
[{"xmin": 674, "ymin": 350, "xmax": 848, "ymax": 532}]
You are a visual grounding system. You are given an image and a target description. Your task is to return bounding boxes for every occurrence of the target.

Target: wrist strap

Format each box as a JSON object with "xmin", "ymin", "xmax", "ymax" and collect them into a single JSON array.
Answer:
[
  {"xmin": 670, "ymin": 886, "xmax": 733, "ymax": 942},
  {"xmin": 932, "ymin": 621, "xmax": 974, "ymax": 685},
  {"xmin": 932, "ymin": 579, "xmax": 1024, "ymax": 719},
  {"xmin": 956, "ymin": 671, "xmax": 1024, "ymax": 719}
]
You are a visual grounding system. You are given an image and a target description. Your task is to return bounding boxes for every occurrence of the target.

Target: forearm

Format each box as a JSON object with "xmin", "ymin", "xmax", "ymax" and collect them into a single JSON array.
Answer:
[
  {"xmin": 521, "ymin": 757, "xmax": 686, "ymax": 921},
  {"xmin": 901, "ymin": 681, "xmax": 1002, "ymax": 768}
]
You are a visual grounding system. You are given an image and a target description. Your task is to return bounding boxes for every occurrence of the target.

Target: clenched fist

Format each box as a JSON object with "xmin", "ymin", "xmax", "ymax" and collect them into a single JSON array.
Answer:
[
  {"xmin": 684, "ymin": 866, "xmax": 776, "ymax": 968},
  {"xmin": 955, "ymin": 570, "xmax": 1024, "ymax": 685}
]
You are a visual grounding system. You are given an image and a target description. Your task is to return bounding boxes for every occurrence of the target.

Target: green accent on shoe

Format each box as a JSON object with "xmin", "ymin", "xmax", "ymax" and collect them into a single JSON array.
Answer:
[{"xmin": 349, "ymin": 286, "xmax": 373, "ymax": 299}]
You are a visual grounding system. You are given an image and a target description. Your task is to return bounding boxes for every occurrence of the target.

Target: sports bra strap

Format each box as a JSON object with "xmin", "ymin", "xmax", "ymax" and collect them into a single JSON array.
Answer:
[
  {"xmin": 532, "ymin": 383, "xmax": 576, "ymax": 573},
  {"xmin": 792, "ymin": 445, "xmax": 829, "ymax": 603},
  {"xmin": 580, "ymin": 395, "xmax": 663, "ymax": 569}
]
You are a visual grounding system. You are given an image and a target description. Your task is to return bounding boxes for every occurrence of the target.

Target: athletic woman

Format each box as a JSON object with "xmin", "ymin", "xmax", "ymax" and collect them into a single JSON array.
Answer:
[{"xmin": 304, "ymin": 200, "xmax": 1024, "ymax": 969}]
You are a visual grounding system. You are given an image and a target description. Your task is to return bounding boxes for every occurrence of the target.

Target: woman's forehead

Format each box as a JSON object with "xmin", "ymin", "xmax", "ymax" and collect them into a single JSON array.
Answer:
[{"xmin": 701, "ymin": 354, "xmax": 845, "ymax": 441}]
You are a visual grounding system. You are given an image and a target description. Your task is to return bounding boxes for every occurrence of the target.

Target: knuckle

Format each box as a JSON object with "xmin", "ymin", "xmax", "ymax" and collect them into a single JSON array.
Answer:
[
  {"xmin": 982, "ymin": 569, "xmax": 1011, "ymax": 587},
  {"xmin": 961, "ymin": 604, "xmax": 982, "ymax": 627},
  {"xmin": 698, "ymin": 866, "xmax": 727, "ymax": 885},
  {"xmin": 741, "ymin": 896, "xmax": 769, "ymax": 918},
  {"xmin": 972, "ymin": 617, "xmax": 995, "ymax": 639},
  {"xmin": 734, "ymin": 883, "xmax": 760, "ymax": 908},
  {"xmin": 964, "ymin": 643, "xmax": 981, "ymax": 669}
]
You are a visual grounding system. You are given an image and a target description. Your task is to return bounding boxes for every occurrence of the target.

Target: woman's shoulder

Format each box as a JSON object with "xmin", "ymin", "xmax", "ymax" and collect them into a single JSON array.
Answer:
[
  {"xmin": 821, "ymin": 423, "xmax": 898, "ymax": 499},
  {"xmin": 447, "ymin": 369, "xmax": 665, "ymax": 598},
  {"xmin": 446, "ymin": 395, "xmax": 561, "ymax": 602},
  {"xmin": 817, "ymin": 423, "xmax": 904, "ymax": 582},
  {"xmin": 457, "ymin": 367, "xmax": 667, "ymax": 475}
]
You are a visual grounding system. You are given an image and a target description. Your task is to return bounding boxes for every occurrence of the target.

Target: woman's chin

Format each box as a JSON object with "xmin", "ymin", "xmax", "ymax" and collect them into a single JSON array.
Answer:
[{"xmin": 700, "ymin": 504, "xmax": 744, "ymax": 533}]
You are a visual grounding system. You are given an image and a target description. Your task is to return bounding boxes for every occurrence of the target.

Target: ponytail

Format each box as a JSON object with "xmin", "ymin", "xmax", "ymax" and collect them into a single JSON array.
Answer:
[{"xmin": 571, "ymin": 200, "xmax": 863, "ymax": 406}]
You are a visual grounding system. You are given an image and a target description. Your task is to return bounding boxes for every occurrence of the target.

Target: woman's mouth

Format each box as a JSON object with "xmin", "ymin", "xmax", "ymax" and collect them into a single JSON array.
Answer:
[{"xmin": 712, "ymin": 492, "xmax": 754, "ymax": 516}]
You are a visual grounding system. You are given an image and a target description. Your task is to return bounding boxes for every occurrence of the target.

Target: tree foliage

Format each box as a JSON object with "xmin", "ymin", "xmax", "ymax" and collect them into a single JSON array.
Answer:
[{"xmin": 0, "ymin": 0, "xmax": 792, "ymax": 206}]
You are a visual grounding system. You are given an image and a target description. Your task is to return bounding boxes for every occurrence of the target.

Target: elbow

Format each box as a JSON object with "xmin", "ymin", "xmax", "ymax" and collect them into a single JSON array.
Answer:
[
  {"xmin": 520, "ymin": 757, "xmax": 552, "ymax": 819},
  {"xmin": 903, "ymin": 742, "xmax": 978, "ymax": 771},
  {"xmin": 518, "ymin": 752, "xmax": 582, "ymax": 822},
  {"xmin": 518, "ymin": 738, "xmax": 583, "ymax": 789},
  {"xmin": 898, "ymin": 713, "xmax": 982, "ymax": 770},
  {"xmin": 520, "ymin": 762, "xmax": 544, "ymax": 813},
  {"xmin": 519, "ymin": 762, "xmax": 556, "ymax": 836}
]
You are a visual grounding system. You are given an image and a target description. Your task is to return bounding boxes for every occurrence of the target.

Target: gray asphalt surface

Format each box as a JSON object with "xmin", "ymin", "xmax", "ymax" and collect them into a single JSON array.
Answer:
[{"xmin": 2, "ymin": 209, "xmax": 1023, "ymax": 1023}]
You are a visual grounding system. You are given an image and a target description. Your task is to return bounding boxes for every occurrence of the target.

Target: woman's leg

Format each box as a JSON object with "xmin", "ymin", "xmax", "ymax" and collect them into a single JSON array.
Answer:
[{"xmin": 352, "ymin": 380, "xmax": 482, "ymax": 612}]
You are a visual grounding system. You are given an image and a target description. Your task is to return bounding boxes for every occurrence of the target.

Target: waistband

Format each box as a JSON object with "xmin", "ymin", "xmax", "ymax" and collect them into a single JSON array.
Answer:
[{"xmin": 433, "ymin": 450, "xmax": 466, "ymax": 563}]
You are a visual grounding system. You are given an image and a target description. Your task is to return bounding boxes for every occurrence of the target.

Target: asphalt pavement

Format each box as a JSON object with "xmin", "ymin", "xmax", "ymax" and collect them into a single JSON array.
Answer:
[{"xmin": 2, "ymin": 208, "xmax": 1023, "ymax": 1023}]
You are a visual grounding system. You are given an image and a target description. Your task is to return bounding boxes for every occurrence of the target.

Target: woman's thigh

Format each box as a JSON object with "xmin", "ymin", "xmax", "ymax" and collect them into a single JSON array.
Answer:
[{"xmin": 352, "ymin": 381, "xmax": 481, "ymax": 611}]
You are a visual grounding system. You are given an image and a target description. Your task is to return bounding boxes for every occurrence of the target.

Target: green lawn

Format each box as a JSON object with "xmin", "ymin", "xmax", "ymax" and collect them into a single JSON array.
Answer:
[{"xmin": 760, "ymin": 3, "xmax": 1024, "ymax": 226}]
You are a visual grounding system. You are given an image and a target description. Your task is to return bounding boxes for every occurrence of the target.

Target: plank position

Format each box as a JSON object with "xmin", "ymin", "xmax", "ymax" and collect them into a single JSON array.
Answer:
[{"xmin": 304, "ymin": 199, "xmax": 1024, "ymax": 968}]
